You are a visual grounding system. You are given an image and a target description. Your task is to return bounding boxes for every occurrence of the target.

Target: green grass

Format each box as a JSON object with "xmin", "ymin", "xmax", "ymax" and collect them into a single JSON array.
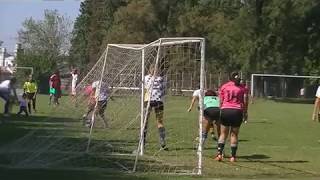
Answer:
[{"xmin": 0, "ymin": 95, "xmax": 320, "ymax": 180}]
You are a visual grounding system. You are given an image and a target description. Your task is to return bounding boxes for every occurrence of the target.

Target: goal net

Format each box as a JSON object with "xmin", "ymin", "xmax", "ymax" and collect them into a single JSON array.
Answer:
[
  {"xmin": 75, "ymin": 38, "xmax": 205, "ymax": 174},
  {"xmin": 251, "ymin": 74, "xmax": 320, "ymax": 100},
  {"xmin": 0, "ymin": 38, "xmax": 206, "ymax": 175}
]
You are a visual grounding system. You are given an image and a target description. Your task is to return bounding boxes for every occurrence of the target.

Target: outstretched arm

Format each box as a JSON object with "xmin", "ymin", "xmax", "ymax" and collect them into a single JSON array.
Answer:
[
  {"xmin": 188, "ymin": 96, "xmax": 198, "ymax": 112},
  {"xmin": 312, "ymin": 98, "xmax": 320, "ymax": 121}
]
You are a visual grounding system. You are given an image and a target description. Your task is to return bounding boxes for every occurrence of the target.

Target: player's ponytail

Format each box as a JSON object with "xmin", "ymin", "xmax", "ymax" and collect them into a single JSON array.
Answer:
[{"xmin": 230, "ymin": 72, "xmax": 241, "ymax": 86}]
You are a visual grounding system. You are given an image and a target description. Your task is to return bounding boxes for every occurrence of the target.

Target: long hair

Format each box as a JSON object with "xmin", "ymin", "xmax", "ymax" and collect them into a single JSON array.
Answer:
[{"xmin": 205, "ymin": 89, "xmax": 217, "ymax": 96}]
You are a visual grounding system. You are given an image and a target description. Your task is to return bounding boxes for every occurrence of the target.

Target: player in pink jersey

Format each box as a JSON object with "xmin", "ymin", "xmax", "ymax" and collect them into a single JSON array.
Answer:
[{"xmin": 215, "ymin": 72, "xmax": 248, "ymax": 162}]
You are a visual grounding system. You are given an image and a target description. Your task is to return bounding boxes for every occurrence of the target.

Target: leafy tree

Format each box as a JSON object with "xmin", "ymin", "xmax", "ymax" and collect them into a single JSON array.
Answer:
[{"xmin": 17, "ymin": 10, "xmax": 72, "ymax": 92}]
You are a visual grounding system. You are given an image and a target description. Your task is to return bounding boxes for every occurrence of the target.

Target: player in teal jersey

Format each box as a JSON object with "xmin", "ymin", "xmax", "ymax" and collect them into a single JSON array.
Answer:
[{"xmin": 201, "ymin": 90, "xmax": 221, "ymax": 146}]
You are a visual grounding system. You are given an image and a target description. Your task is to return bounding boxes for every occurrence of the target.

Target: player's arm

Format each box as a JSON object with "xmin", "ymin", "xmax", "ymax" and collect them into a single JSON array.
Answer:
[
  {"xmin": 243, "ymin": 91, "xmax": 249, "ymax": 121},
  {"xmin": 312, "ymin": 87, "xmax": 320, "ymax": 121},
  {"xmin": 218, "ymin": 86, "xmax": 224, "ymax": 107},
  {"xmin": 312, "ymin": 97, "xmax": 320, "ymax": 121},
  {"xmin": 188, "ymin": 96, "xmax": 198, "ymax": 112},
  {"xmin": 34, "ymin": 83, "xmax": 38, "ymax": 98},
  {"xmin": 23, "ymin": 82, "xmax": 27, "ymax": 93}
]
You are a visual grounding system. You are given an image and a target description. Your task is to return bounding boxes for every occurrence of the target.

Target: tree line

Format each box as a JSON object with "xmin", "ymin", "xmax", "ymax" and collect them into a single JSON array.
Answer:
[
  {"xmin": 16, "ymin": 0, "xmax": 320, "ymax": 92},
  {"xmin": 70, "ymin": 0, "xmax": 320, "ymax": 77}
]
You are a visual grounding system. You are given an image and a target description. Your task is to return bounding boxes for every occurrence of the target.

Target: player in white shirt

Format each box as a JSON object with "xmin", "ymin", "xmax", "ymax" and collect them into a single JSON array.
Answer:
[
  {"xmin": 187, "ymin": 86, "xmax": 201, "ymax": 112},
  {"xmin": 143, "ymin": 66, "xmax": 167, "ymax": 150},
  {"xmin": 312, "ymin": 86, "xmax": 320, "ymax": 122},
  {"xmin": 82, "ymin": 80, "xmax": 109, "ymax": 128},
  {"xmin": 71, "ymin": 69, "xmax": 78, "ymax": 96},
  {"xmin": 0, "ymin": 77, "xmax": 18, "ymax": 117}
]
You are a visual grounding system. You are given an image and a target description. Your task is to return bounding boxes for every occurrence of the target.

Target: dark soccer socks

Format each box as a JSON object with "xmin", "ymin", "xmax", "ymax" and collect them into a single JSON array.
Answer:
[
  {"xmin": 217, "ymin": 141, "xmax": 225, "ymax": 155},
  {"xmin": 158, "ymin": 127, "xmax": 167, "ymax": 149},
  {"xmin": 230, "ymin": 143, "xmax": 238, "ymax": 158}
]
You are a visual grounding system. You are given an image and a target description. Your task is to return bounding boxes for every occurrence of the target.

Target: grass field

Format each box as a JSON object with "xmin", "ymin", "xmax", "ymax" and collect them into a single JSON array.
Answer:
[{"xmin": 0, "ymin": 95, "xmax": 320, "ymax": 180}]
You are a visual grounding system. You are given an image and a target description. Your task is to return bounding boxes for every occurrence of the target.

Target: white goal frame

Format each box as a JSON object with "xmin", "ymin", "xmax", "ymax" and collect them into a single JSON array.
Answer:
[
  {"xmin": 89, "ymin": 37, "xmax": 206, "ymax": 175},
  {"xmin": 250, "ymin": 73, "xmax": 320, "ymax": 98}
]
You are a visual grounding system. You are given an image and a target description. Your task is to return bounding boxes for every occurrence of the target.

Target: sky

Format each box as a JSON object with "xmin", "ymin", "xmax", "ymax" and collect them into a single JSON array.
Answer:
[{"xmin": 0, "ymin": 0, "xmax": 82, "ymax": 52}]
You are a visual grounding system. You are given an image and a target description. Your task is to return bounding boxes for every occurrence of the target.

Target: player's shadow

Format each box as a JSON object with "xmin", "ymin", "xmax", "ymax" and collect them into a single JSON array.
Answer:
[
  {"xmin": 239, "ymin": 154, "xmax": 270, "ymax": 160},
  {"xmin": 238, "ymin": 139, "xmax": 249, "ymax": 142},
  {"xmin": 238, "ymin": 154, "xmax": 308, "ymax": 163}
]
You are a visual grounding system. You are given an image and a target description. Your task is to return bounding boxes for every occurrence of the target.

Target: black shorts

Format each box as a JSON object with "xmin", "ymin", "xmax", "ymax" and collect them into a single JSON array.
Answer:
[
  {"xmin": 144, "ymin": 101, "xmax": 164, "ymax": 113},
  {"xmin": 204, "ymin": 107, "xmax": 220, "ymax": 122},
  {"xmin": 220, "ymin": 108, "xmax": 243, "ymax": 127},
  {"xmin": 97, "ymin": 100, "xmax": 107, "ymax": 114},
  {"xmin": 26, "ymin": 92, "xmax": 36, "ymax": 100}
]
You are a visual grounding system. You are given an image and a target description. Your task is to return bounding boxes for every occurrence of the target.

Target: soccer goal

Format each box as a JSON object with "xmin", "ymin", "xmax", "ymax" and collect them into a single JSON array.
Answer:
[
  {"xmin": 66, "ymin": 37, "xmax": 206, "ymax": 175},
  {"xmin": 250, "ymin": 73, "xmax": 320, "ymax": 100}
]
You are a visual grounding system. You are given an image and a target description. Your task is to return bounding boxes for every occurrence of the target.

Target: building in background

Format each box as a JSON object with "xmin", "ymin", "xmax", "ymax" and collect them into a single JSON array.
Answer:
[
  {"xmin": 0, "ymin": 43, "xmax": 21, "ymax": 67},
  {"xmin": 0, "ymin": 43, "xmax": 22, "ymax": 81}
]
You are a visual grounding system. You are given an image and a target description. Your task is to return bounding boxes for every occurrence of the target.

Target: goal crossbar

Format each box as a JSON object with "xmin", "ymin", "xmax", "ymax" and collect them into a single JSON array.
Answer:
[{"xmin": 109, "ymin": 38, "xmax": 203, "ymax": 50}]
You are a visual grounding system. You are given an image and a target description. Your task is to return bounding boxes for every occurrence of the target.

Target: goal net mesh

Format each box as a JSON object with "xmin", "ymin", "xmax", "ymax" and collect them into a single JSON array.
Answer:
[{"xmin": 0, "ymin": 38, "xmax": 205, "ymax": 175}]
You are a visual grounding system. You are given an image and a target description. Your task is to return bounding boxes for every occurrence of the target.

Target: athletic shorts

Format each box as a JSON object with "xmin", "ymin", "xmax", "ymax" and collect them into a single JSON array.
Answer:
[
  {"xmin": 144, "ymin": 101, "xmax": 164, "ymax": 114},
  {"xmin": 49, "ymin": 88, "xmax": 56, "ymax": 95},
  {"xmin": 220, "ymin": 108, "xmax": 243, "ymax": 127},
  {"xmin": 26, "ymin": 92, "xmax": 36, "ymax": 100},
  {"xmin": 204, "ymin": 107, "xmax": 220, "ymax": 122}
]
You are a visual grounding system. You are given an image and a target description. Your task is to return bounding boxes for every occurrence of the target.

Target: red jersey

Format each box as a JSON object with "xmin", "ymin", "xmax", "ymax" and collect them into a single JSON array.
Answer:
[
  {"xmin": 50, "ymin": 74, "xmax": 61, "ymax": 90},
  {"xmin": 219, "ymin": 81, "xmax": 246, "ymax": 110}
]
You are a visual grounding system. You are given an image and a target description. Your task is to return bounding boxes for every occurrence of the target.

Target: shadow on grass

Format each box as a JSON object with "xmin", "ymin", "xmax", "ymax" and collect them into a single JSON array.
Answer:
[
  {"xmin": 239, "ymin": 154, "xmax": 308, "ymax": 163},
  {"xmin": 0, "ymin": 114, "xmax": 190, "ymax": 175},
  {"xmin": 0, "ymin": 167, "xmax": 151, "ymax": 180},
  {"xmin": 272, "ymin": 97, "xmax": 314, "ymax": 104}
]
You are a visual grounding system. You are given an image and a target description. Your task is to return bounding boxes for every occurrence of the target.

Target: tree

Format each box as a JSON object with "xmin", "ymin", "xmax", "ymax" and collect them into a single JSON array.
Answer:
[{"xmin": 17, "ymin": 9, "xmax": 72, "ymax": 92}]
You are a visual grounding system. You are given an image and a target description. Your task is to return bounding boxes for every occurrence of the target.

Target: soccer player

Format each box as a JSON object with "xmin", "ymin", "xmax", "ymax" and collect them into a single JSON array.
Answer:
[
  {"xmin": 71, "ymin": 69, "xmax": 78, "ymax": 98},
  {"xmin": 23, "ymin": 75, "xmax": 38, "ymax": 114},
  {"xmin": 49, "ymin": 70, "xmax": 61, "ymax": 106},
  {"xmin": 0, "ymin": 77, "xmax": 18, "ymax": 117},
  {"xmin": 82, "ymin": 80, "xmax": 109, "ymax": 128},
  {"xmin": 312, "ymin": 85, "xmax": 320, "ymax": 122},
  {"xmin": 215, "ymin": 72, "xmax": 248, "ymax": 162},
  {"xmin": 201, "ymin": 90, "xmax": 220, "ymax": 146},
  {"xmin": 188, "ymin": 87, "xmax": 218, "ymax": 141},
  {"xmin": 187, "ymin": 86, "xmax": 201, "ymax": 112},
  {"xmin": 240, "ymin": 79, "xmax": 249, "ymax": 123},
  {"xmin": 143, "ymin": 65, "xmax": 167, "ymax": 150}
]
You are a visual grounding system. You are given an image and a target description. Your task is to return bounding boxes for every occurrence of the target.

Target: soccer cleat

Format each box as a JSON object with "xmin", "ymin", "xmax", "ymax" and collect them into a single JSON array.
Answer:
[
  {"xmin": 214, "ymin": 154, "xmax": 223, "ymax": 161},
  {"xmin": 160, "ymin": 144, "xmax": 169, "ymax": 151},
  {"xmin": 230, "ymin": 156, "xmax": 236, "ymax": 162}
]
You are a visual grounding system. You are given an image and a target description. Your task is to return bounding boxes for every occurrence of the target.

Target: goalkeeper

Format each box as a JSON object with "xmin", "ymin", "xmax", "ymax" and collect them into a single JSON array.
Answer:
[{"xmin": 143, "ymin": 66, "xmax": 167, "ymax": 150}]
